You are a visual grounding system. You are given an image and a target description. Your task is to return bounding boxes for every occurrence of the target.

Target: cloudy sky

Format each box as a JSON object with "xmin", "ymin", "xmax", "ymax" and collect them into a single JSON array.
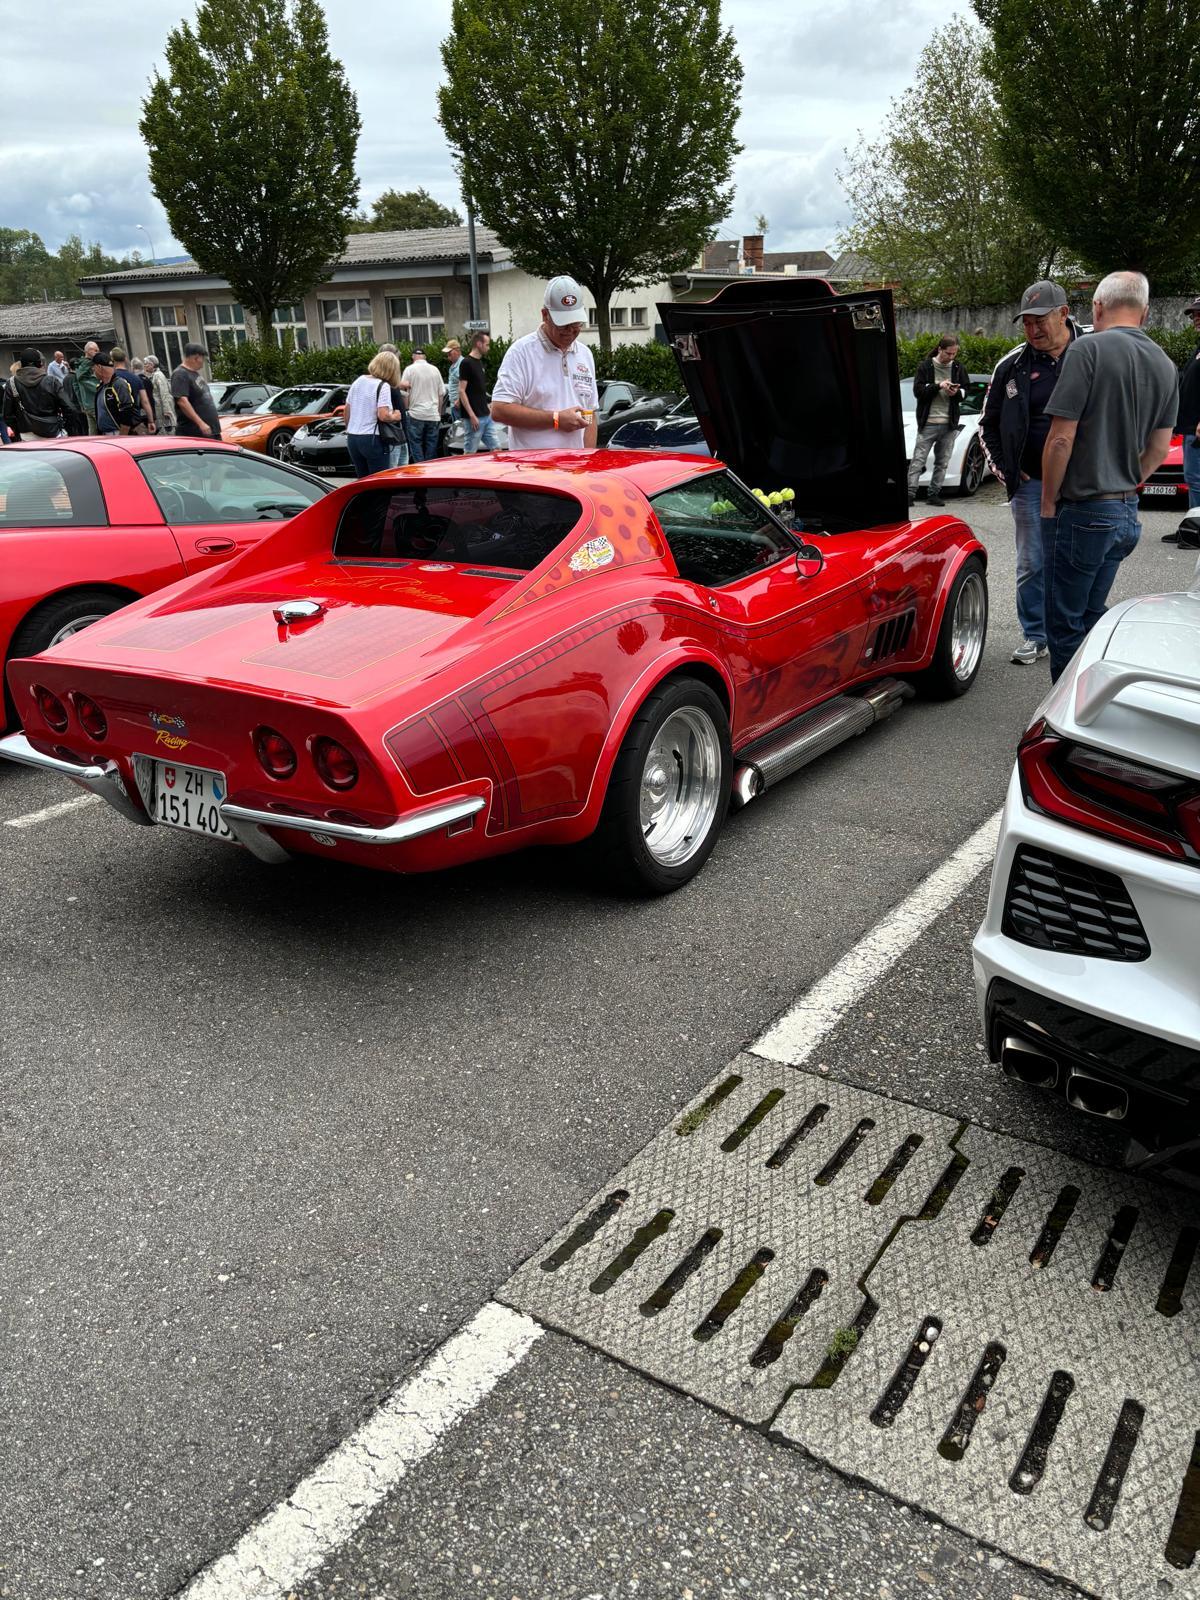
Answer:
[{"xmin": 3, "ymin": 0, "xmax": 964, "ymax": 263}]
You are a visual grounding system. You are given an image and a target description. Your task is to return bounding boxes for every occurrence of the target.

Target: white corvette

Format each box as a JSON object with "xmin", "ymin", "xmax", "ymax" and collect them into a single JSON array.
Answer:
[
  {"xmin": 903, "ymin": 374, "xmax": 990, "ymax": 497},
  {"xmin": 973, "ymin": 567, "xmax": 1200, "ymax": 1174}
]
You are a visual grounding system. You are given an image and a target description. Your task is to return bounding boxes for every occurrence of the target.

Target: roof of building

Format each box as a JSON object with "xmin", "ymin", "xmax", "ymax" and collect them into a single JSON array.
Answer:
[
  {"xmin": 827, "ymin": 249, "xmax": 878, "ymax": 281},
  {"xmin": 700, "ymin": 241, "xmax": 836, "ymax": 273},
  {"xmin": 78, "ymin": 225, "xmax": 510, "ymax": 288},
  {"xmin": 0, "ymin": 299, "xmax": 116, "ymax": 341}
]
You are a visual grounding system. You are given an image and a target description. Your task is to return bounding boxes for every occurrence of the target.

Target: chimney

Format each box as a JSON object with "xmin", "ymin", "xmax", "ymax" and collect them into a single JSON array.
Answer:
[{"xmin": 742, "ymin": 234, "xmax": 764, "ymax": 271}]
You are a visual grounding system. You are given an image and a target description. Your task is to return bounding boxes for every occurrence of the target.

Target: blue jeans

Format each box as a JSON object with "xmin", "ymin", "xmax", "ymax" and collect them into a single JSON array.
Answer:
[
  {"xmin": 346, "ymin": 432, "xmax": 390, "ymax": 478},
  {"xmin": 406, "ymin": 417, "xmax": 440, "ymax": 461},
  {"xmin": 388, "ymin": 439, "xmax": 409, "ymax": 468},
  {"xmin": 1009, "ymin": 477, "xmax": 1046, "ymax": 645},
  {"xmin": 464, "ymin": 414, "xmax": 500, "ymax": 454},
  {"xmin": 1183, "ymin": 434, "xmax": 1200, "ymax": 509},
  {"xmin": 1041, "ymin": 496, "xmax": 1140, "ymax": 681}
]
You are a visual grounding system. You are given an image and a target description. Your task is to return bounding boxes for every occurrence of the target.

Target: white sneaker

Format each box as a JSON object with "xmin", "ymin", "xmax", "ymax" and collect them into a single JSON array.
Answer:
[{"xmin": 1011, "ymin": 638, "xmax": 1048, "ymax": 665}]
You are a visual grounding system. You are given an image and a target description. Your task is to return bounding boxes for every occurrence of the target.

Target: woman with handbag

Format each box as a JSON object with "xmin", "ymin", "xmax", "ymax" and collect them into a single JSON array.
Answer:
[{"xmin": 344, "ymin": 351, "xmax": 406, "ymax": 478}]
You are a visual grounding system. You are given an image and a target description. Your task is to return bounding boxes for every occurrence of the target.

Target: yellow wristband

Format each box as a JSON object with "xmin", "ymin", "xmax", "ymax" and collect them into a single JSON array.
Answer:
[{"xmin": 553, "ymin": 410, "xmax": 559, "ymax": 430}]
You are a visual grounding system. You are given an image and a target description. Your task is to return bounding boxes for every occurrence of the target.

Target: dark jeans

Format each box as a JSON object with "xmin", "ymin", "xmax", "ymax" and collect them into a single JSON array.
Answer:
[
  {"xmin": 346, "ymin": 431, "xmax": 390, "ymax": 478},
  {"xmin": 406, "ymin": 417, "xmax": 440, "ymax": 462},
  {"xmin": 1041, "ymin": 495, "xmax": 1140, "ymax": 681}
]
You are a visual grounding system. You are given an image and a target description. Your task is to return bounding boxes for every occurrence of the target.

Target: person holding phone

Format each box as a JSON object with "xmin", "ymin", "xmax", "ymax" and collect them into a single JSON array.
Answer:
[{"xmin": 909, "ymin": 334, "xmax": 970, "ymax": 507}]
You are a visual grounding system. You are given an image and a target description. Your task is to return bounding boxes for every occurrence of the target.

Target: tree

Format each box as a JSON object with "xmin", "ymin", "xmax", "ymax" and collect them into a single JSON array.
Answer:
[
  {"xmin": 140, "ymin": 0, "xmax": 360, "ymax": 345},
  {"xmin": 837, "ymin": 17, "xmax": 1058, "ymax": 306},
  {"xmin": 755, "ymin": 213, "xmax": 769, "ymax": 236},
  {"xmin": 975, "ymin": 0, "xmax": 1200, "ymax": 288},
  {"xmin": 438, "ymin": 0, "xmax": 742, "ymax": 351},
  {"xmin": 0, "ymin": 229, "xmax": 134, "ymax": 303},
  {"xmin": 349, "ymin": 187, "xmax": 464, "ymax": 233}
]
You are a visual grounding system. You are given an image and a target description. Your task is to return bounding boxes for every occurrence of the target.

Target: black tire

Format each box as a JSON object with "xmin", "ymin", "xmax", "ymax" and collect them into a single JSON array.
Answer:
[
  {"xmin": 957, "ymin": 438, "xmax": 986, "ymax": 497},
  {"xmin": 915, "ymin": 555, "xmax": 988, "ymax": 699},
  {"xmin": 267, "ymin": 430, "xmax": 292, "ymax": 460},
  {"xmin": 590, "ymin": 676, "xmax": 732, "ymax": 895},
  {"xmin": 10, "ymin": 588, "xmax": 127, "ymax": 659}
]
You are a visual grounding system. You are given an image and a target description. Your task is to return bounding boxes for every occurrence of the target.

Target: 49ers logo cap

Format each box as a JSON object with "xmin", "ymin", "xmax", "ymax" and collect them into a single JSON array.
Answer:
[{"xmin": 544, "ymin": 275, "xmax": 586, "ymax": 326}]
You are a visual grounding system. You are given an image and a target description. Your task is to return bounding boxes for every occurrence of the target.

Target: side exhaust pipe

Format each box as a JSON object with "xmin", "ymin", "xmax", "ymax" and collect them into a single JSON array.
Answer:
[
  {"xmin": 1000, "ymin": 1035, "xmax": 1059, "ymax": 1089},
  {"xmin": 1066, "ymin": 1070, "xmax": 1129, "ymax": 1121}
]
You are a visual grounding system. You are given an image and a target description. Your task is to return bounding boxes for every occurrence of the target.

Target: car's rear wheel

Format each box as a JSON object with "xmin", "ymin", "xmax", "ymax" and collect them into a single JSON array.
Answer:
[
  {"xmin": 591, "ymin": 677, "xmax": 732, "ymax": 895},
  {"xmin": 958, "ymin": 438, "xmax": 986, "ymax": 496},
  {"xmin": 11, "ymin": 589, "xmax": 128, "ymax": 658},
  {"xmin": 267, "ymin": 430, "xmax": 292, "ymax": 460},
  {"xmin": 916, "ymin": 556, "xmax": 988, "ymax": 698}
]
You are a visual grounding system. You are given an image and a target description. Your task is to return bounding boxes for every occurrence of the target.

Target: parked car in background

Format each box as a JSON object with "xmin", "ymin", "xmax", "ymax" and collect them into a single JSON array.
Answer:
[
  {"xmin": 0, "ymin": 437, "xmax": 329, "ymax": 729},
  {"xmin": 594, "ymin": 381, "xmax": 679, "ymax": 446},
  {"xmin": 1140, "ymin": 432, "xmax": 1188, "ymax": 507},
  {"xmin": 608, "ymin": 398, "xmax": 710, "ymax": 455},
  {"xmin": 973, "ymin": 570, "xmax": 1200, "ymax": 1176},
  {"xmin": 220, "ymin": 384, "xmax": 349, "ymax": 459},
  {"xmin": 290, "ymin": 411, "xmax": 465, "ymax": 476},
  {"xmin": 208, "ymin": 381, "xmax": 280, "ymax": 416},
  {"xmin": 902, "ymin": 374, "xmax": 990, "ymax": 497}
]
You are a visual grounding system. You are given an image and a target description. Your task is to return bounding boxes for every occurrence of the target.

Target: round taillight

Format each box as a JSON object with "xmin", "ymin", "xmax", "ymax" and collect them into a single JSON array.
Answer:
[
  {"xmin": 73, "ymin": 693, "xmax": 107, "ymax": 741},
  {"xmin": 312, "ymin": 736, "xmax": 358, "ymax": 791},
  {"xmin": 253, "ymin": 725, "xmax": 297, "ymax": 780},
  {"xmin": 33, "ymin": 685, "xmax": 68, "ymax": 732}
]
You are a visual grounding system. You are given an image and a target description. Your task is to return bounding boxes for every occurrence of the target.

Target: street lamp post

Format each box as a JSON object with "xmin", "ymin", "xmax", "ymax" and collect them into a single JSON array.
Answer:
[{"xmin": 135, "ymin": 225, "xmax": 157, "ymax": 265}]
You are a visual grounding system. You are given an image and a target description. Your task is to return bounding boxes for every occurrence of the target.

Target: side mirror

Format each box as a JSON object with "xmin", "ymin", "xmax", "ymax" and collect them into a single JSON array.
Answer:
[
  {"xmin": 611, "ymin": 398, "xmax": 632, "ymax": 413},
  {"xmin": 794, "ymin": 542, "xmax": 824, "ymax": 579}
]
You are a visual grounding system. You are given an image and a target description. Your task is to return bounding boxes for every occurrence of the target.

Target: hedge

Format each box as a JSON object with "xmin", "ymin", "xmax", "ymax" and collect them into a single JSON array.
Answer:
[{"xmin": 896, "ymin": 326, "xmax": 1195, "ymax": 377}]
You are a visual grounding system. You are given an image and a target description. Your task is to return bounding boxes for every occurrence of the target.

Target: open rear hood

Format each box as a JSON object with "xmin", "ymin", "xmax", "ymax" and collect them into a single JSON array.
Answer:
[{"xmin": 659, "ymin": 279, "xmax": 909, "ymax": 528}]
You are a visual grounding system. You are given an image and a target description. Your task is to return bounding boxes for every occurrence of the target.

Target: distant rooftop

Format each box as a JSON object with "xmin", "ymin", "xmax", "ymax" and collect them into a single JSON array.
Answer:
[
  {"xmin": 700, "ymin": 240, "xmax": 836, "ymax": 273},
  {"xmin": 0, "ymin": 299, "xmax": 115, "ymax": 342}
]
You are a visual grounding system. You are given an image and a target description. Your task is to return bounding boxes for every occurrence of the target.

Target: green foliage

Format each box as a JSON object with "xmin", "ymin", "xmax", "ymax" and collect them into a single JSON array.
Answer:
[
  {"xmin": 976, "ymin": 0, "xmax": 1200, "ymax": 287},
  {"xmin": 0, "ymin": 229, "xmax": 138, "ymax": 304},
  {"xmin": 590, "ymin": 340, "xmax": 681, "ymax": 393},
  {"xmin": 894, "ymin": 326, "xmax": 1197, "ymax": 379},
  {"xmin": 348, "ymin": 187, "xmax": 463, "ymax": 233},
  {"xmin": 838, "ymin": 17, "xmax": 1058, "ymax": 306},
  {"xmin": 140, "ymin": 0, "xmax": 361, "ymax": 344},
  {"xmin": 210, "ymin": 336, "xmax": 512, "ymax": 386},
  {"xmin": 438, "ymin": 0, "xmax": 742, "ymax": 350}
]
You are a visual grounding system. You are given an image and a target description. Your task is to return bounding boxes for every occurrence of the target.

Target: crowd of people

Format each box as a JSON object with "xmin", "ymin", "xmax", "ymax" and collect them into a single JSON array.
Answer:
[{"xmin": 0, "ymin": 338, "xmax": 218, "ymax": 443}]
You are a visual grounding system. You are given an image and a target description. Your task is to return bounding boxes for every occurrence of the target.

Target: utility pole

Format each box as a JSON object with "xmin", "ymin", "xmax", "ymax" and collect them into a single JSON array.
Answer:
[{"xmin": 466, "ymin": 195, "xmax": 481, "ymax": 323}]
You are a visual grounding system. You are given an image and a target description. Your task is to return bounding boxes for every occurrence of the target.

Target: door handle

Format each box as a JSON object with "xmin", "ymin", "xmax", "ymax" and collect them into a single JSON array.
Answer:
[{"xmin": 195, "ymin": 537, "xmax": 237, "ymax": 554}]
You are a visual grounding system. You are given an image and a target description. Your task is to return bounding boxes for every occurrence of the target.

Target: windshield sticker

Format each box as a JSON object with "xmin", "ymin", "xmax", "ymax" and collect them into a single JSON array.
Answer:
[{"xmin": 568, "ymin": 536, "xmax": 616, "ymax": 574}]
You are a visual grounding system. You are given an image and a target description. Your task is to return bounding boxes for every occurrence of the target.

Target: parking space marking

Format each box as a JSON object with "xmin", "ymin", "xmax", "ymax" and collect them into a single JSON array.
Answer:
[
  {"xmin": 181, "ymin": 1303, "xmax": 542, "ymax": 1600},
  {"xmin": 751, "ymin": 808, "xmax": 1001, "ymax": 1065},
  {"xmin": 3, "ymin": 793, "xmax": 102, "ymax": 830}
]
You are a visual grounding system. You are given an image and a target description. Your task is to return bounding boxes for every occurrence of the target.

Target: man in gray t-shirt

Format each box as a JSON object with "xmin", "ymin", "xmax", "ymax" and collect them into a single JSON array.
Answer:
[{"xmin": 1038, "ymin": 270, "xmax": 1178, "ymax": 679}]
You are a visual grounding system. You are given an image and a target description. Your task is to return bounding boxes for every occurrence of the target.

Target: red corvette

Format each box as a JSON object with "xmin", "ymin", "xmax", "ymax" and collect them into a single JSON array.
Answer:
[
  {"xmin": 0, "ymin": 436, "xmax": 329, "ymax": 729},
  {"xmin": 1, "ymin": 281, "xmax": 988, "ymax": 892}
]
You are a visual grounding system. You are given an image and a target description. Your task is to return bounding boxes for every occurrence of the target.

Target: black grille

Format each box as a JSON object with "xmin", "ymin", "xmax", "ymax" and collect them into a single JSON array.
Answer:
[
  {"xmin": 1002, "ymin": 846, "xmax": 1150, "ymax": 962},
  {"xmin": 868, "ymin": 610, "xmax": 916, "ymax": 663}
]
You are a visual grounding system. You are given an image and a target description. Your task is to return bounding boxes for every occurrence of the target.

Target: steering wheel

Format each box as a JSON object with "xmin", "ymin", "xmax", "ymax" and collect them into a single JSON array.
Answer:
[{"xmin": 156, "ymin": 484, "xmax": 187, "ymax": 521}]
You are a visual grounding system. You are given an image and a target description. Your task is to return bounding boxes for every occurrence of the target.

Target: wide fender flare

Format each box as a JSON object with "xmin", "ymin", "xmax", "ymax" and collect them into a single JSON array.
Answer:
[
  {"xmin": 924, "ymin": 533, "xmax": 988, "ymax": 663},
  {"xmin": 575, "ymin": 645, "xmax": 735, "ymax": 837}
]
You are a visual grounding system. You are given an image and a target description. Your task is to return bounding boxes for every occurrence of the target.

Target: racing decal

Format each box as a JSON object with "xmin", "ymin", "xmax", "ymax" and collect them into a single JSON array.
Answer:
[
  {"xmin": 154, "ymin": 730, "xmax": 190, "ymax": 751},
  {"xmin": 496, "ymin": 485, "xmax": 669, "ymax": 618},
  {"xmin": 149, "ymin": 711, "xmax": 188, "ymax": 733},
  {"xmin": 568, "ymin": 536, "xmax": 616, "ymax": 574}
]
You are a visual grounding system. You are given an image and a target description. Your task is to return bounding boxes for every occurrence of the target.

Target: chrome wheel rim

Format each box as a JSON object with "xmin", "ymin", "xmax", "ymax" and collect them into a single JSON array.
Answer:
[
  {"xmin": 965, "ymin": 444, "xmax": 985, "ymax": 493},
  {"xmin": 269, "ymin": 432, "xmax": 290, "ymax": 458},
  {"xmin": 639, "ymin": 706, "xmax": 722, "ymax": 867},
  {"xmin": 951, "ymin": 572, "xmax": 986, "ymax": 681},
  {"xmin": 48, "ymin": 613, "xmax": 107, "ymax": 648}
]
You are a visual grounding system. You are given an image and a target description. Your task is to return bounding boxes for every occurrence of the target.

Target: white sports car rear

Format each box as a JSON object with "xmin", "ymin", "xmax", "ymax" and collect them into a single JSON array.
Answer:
[
  {"xmin": 973, "ymin": 570, "xmax": 1200, "ymax": 1172},
  {"xmin": 903, "ymin": 373, "xmax": 990, "ymax": 497}
]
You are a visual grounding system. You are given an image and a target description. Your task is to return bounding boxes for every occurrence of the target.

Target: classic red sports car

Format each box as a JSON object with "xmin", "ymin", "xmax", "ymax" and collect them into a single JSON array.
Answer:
[
  {"xmin": 1, "ymin": 281, "xmax": 988, "ymax": 892},
  {"xmin": 1141, "ymin": 432, "xmax": 1187, "ymax": 505},
  {"xmin": 0, "ymin": 435, "xmax": 329, "ymax": 729}
]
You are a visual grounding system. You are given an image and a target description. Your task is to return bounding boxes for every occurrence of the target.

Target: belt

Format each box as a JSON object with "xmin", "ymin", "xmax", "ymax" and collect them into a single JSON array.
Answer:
[{"xmin": 1062, "ymin": 492, "xmax": 1138, "ymax": 503}]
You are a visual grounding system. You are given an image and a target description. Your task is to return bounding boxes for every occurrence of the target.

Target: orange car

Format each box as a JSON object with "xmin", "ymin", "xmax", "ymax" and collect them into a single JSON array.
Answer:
[{"xmin": 220, "ymin": 383, "xmax": 349, "ymax": 459}]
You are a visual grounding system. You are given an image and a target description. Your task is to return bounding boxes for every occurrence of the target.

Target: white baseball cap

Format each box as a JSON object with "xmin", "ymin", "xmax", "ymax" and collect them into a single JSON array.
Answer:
[{"xmin": 544, "ymin": 275, "xmax": 585, "ymax": 326}]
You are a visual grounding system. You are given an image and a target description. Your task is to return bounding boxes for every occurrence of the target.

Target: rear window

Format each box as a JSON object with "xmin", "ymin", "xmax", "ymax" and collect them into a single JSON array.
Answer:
[
  {"xmin": 0, "ymin": 449, "xmax": 107, "ymax": 528},
  {"xmin": 334, "ymin": 485, "xmax": 583, "ymax": 571}
]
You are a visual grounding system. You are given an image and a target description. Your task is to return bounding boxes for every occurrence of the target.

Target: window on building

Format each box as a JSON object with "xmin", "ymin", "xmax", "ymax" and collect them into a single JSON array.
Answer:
[
  {"xmin": 272, "ymin": 303, "xmax": 309, "ymax": 350},
  {"xmin": 321, "ymin": 298, "xmax": 374, "ymax": 347},
  {"xmin": 586, "ymin": 307, "xmax": 598, "ymax": 328},
  {"xmin": 145, "ymin": 304, "xmax": 190, "ymax": 371},
  {"xmin": 610, "ymin": 307, "xmax": 627, "ymax": 327},
  {"xmin": 388, "ymin": 294, "xmax": 445, "ymax": 349},
  {"xmin": 630, "ymin": 307, "xmax": 647, "ymax": 328},
  {"xmin": 200, "ymin": 303, "xmax": 247, "ymax": 360}
]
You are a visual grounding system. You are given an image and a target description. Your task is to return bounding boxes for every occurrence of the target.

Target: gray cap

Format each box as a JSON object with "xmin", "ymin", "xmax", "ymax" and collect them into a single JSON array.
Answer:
[
  {"xmin": 1183, "ymin": 296, "xmax": 1200, "ymax": 315},
  {"xmin": 1014, "ymin": 281, "xmax": 1069, "ymax": 320}
]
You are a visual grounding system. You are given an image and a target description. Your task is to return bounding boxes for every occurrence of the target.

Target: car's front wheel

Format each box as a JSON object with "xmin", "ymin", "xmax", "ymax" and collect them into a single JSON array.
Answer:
[
  {"xmin": 958, "ymin": 438, "xmax": 986, "ymax": 496},
  {"xmin": 916, "ymin": 555, "xmax": 988, "ymax": 698},
  {"xmin": 267, "ymin": 430, "xmax": 292, "ymax": 460},
  {"xmin": 591, "ymin": 677, "xmax": 732, "ymax": 894}
]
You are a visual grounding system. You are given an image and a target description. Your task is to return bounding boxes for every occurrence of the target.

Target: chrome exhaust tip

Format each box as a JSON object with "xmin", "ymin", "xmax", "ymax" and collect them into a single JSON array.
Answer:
[
  {"xmin": 1000, "ymin": 1034, "xmax": 1059, "ymax": 1089},
  {"xmin": 730, "ymin": 763, "xmax": 763, "ymax": 810},
  {"xmin": 1066, "ymin": 1070, "xmax": 1129, "ymax": 1121}
]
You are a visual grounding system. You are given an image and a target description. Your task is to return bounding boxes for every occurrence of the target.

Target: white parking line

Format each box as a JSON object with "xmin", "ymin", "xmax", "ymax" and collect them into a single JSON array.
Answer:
[
  {"xmin": 751, "ymin": 808, "xmax": 1002, "ymax": 1065},
  {"xmin": 177, "ymin": 809, "xmax": 1003, "ymax": 1599},
  {"xmin": 3, "ymin": 794, "xmax": 102, "ymax": 830},
  {"xmin": 182, "ymin": 1303, "xmax": 543, "ymax": 1600}
]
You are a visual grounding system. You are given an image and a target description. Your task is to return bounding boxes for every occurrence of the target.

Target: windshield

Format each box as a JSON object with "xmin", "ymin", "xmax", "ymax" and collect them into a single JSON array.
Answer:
[
  {"xmin": 900, "ymin": 375, "xmax": 989, "ymax": 415},
  {"xmin": 334, "ymin": 484, "xmax": 583, "ymax": 571},
  {"xmin": 257, "ymin": 387, "xmax": 335, "ymax": 416}
]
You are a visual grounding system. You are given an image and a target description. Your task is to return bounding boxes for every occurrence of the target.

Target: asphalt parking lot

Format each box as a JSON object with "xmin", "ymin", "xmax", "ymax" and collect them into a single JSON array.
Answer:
[{"xmin": 2, "ymin": 485, "xmax": 1196, "ymax": 1600}]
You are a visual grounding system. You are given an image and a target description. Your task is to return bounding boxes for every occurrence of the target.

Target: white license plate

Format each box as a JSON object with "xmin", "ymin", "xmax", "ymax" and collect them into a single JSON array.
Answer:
[
  {"xmin": 151, "ymin": 760, "xmax": 234, "ymax": 841},
  {"xmin": 313, "ymin": 464, "xmax": 342, "ymax": 475},
  {"xmin": 1142, "ymin": 484, "xmax": 1179, "ymax": 496}
]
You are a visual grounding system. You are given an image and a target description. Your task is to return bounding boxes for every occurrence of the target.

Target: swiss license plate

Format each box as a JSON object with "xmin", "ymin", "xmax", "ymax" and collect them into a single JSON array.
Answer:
[
  {"xmin": 1142, "ymin": 484, "xmax": 1178, "ymax": 496},
  {"xmin": 151, "ymin": 760, "xmax": 234, "ymax": 841},
  {"xmin": 313, "ymin": 464, "xmax": 341, "ymax": 475}
]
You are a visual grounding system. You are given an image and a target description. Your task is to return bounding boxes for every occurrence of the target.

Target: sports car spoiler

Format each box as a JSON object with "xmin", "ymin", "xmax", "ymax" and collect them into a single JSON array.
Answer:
[{"xmin": 1074, "ymin": 660, "xmax": 1200, "ymax": 726}]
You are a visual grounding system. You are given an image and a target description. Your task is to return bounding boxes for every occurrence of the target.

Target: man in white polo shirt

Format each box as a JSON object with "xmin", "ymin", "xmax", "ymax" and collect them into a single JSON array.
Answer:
[{"xmin": 491, "ymin": 276, "xmax": 599, "ymax": 449}]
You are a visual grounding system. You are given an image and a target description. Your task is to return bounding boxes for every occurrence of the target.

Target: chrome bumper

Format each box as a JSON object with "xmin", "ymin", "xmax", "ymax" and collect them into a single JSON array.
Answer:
[{"xmin": 0, "ymin": 731, "xmax": 152, "ymax": 826}]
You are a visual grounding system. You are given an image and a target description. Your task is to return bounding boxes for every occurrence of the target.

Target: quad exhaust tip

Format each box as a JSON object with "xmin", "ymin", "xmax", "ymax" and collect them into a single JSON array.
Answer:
[
  {"xmin": 1000, "ymin": 1035, "xmax": 1059, "ymax": 1090},
  {"xmin": 1001, "ymin": 1035, "xmax": 1130, "ymax": 1121},
  {"xmin": 1066, "ymin": 1070, "xmax": 1129, "ymax": 1122}
]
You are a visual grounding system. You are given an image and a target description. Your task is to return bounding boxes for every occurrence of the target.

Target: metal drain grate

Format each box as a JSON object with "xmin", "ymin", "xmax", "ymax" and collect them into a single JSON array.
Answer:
[{"xmin": 501, "ymin": 1057, "xmax": 1200, "ymax": 1599}]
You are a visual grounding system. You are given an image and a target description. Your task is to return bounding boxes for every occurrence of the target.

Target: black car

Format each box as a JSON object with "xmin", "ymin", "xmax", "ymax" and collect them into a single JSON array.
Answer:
[
  {"xmin": 594, "ymin": 380, "xmax": 679, "ymax": 446},
  {"xmin": 289, "ymin": 412, "xmax": 455, "ymax": 476},
  {"xmin": 208, "ymin": 381, "xmax": 280, "ymax": 416},
  {"xmin": 608, "ymin": 398, "xmax": 710, "ymax": 455}
]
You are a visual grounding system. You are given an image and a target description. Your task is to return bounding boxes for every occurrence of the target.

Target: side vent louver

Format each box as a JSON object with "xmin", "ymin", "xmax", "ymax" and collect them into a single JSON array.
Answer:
[{"xmin": 866, "ymin": 610, "xmax": 916, "ymax": 664}]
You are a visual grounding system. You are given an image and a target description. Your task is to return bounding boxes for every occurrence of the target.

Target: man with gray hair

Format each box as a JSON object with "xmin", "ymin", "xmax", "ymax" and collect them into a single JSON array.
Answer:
[
  {"xmin": 1039, "ymin": 270, "xmax": 1178, "ymax": 679},
  {"xmin": 143, "ymin": 355, "xmax": 176, "ymax": 433}
]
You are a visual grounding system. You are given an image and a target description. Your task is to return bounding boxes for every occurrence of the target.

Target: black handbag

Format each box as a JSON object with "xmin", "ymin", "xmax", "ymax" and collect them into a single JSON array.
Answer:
[{"xmin": 374, "ymin": 380, "xmax": 406, "ymax": 447}]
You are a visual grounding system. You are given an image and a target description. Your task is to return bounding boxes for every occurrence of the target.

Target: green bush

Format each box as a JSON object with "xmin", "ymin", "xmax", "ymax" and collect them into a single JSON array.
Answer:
[
  {"xmin": 589, "ymin": 339, "xmax": 682, "ymax": 394},
  {"xmin": 210, "ymin": 336, "xmax": 467, "ymax": 386},
  {"xmin": 896, "ymin": 332, "xmax": 1018, "ymax": 378}
]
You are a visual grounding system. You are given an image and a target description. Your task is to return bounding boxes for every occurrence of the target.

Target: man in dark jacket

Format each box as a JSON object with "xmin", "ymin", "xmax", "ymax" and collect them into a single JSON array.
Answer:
[
  {"xmin": 91, "ymin": 353, "xmax": 139, "ymax": 434},
  {"xmin": 1177, "ymin": 295, "xmax": 1200, "ymax": 510},
  {"xmin": 908, "ymin": 336, "xmax": 970, "ymax": 507},
  {"xmin": 2, "ymin": 346, "xmax": 83, "ymax": 439},
  {"xmin": 979, "ymin": 281, "xmax": 1081, "ymax": 664}
]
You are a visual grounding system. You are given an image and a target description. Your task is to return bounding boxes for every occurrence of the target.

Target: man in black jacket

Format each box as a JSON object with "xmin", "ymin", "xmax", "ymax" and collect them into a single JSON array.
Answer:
[
  {"xmin": 908, "ymin": 336, "xmax": 970, "ymax": 507},
  {"xmin": 2, "ymin": 346, "xmax": 82, "ymax": 439},
  {"xmin": 1178, "ymin": 295, "xmax": 1200, "ymax": 510},
  {"xmin": 979, "ymin": 281, "xmax": 1081, "ymax": 664}
]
